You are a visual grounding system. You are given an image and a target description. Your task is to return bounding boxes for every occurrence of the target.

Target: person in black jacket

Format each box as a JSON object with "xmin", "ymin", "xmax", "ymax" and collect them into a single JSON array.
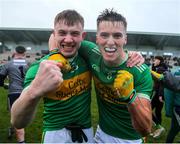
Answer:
[
  {"xmin": 151, "ymin": 68, "xmax": 180, "ymax": 142},
  {"xmin": 151, "ymin": 56, "xmax": 168, "ymax": 138},
  {"xmin": 151, "ymin": 70, "xmax": 180, "ymax": 92}
]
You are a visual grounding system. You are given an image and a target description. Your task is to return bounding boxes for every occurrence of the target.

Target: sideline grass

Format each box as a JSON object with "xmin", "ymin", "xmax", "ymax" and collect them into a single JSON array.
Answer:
[
  {"xmin": 0, "ymin": 87, "xmax": 179, "ymax": 143},
  {"xmin": 0, "ymin": 87, "xmax": 43, "ymax": 143}
]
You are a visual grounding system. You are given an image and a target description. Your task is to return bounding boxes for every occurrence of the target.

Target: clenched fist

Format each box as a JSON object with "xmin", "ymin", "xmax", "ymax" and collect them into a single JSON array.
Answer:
[
  {"xmin": 114, "ymin": 70, "xmax": 137, "ymax": 104},
  {"xmin": 31, "ymin": 60, "xmax": 63, "ymax": 97}
]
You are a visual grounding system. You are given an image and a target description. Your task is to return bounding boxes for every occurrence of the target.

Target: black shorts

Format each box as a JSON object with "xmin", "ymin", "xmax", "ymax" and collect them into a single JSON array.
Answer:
[{"xmin": 8, "ymin": 93, "xmax": 21, "ymax": 110}]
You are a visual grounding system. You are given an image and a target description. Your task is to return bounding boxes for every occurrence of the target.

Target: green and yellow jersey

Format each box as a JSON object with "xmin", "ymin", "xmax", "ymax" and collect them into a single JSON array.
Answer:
[
  {"xmin": 24, "ymin": 50, "xmax": 92, "ymax": 132},
  {"xmin": 80, "ymin": 41, "xmax": 153, "ymax": 140}
]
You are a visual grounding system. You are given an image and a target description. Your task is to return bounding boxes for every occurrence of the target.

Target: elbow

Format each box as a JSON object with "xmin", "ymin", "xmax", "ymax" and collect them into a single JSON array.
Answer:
[
  {"xmin": 11, "ymin": 117, "xmax": 25, "ymax": 129},
  {"xmin": 11, "ymin": 111, "xmax": 28, "ymax": 129}
]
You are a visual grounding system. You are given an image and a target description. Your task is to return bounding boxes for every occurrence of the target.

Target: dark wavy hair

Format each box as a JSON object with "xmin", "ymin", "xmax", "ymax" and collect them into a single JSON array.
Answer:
[
  {"xmin": 97, "ymin": 8, "xmax": 127, "ymax": 31},
  {"xmin": 15, "ymin": 46, "xmax": 26, "ymax": 54}
]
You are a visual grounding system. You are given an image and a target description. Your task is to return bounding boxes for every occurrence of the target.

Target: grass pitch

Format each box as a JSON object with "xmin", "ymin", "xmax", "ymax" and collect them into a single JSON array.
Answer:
[{"xmin": 0, "ymin": 87, "xmax": 179, "ymax": 143}]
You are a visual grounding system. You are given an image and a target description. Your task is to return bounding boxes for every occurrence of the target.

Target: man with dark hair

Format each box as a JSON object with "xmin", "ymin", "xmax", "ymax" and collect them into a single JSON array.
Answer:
[
  {"xmin": 15, "ymin": 46, "xmax": 26, "ymax": 54},
  {"xmin": 0, "ymin": 45, "xmax": 28, "ymax": 143},
  {"xmin": 151, "ymin": 56, "xmax": 168, "ymax": 138},
  {"xmin": 78, "ymin": 9, "xmax": 153, "ymax": 143}
]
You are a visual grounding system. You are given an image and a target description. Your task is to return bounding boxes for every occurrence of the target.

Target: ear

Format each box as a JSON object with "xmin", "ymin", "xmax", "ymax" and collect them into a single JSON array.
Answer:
[
  {"xmin": 82, "ymin": 32, "xmax": 87, "ymax": 40},
  {"xmin": 49, "ymin": 33, "xmax": 57, "ymax": 51}
]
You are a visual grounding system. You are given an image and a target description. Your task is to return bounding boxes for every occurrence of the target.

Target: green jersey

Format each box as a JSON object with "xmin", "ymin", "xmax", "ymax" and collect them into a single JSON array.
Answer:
[
  {"xmin": 24, "ymin": 51, "xmax": 92, "ymax": 131},
  {"xmin": 80, "ymin": 41, "xmax": 153, "ymax": 140}
]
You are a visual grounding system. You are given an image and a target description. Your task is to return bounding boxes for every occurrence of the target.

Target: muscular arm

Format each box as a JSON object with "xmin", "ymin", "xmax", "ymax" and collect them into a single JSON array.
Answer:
[
  {"xmin": 11, "ymin": 60, "xmax": 63, "ymax": 128},
  {"xmin": 114, "ymin": 68, "xmax": 152, "ymax": 136},
  {"xmin": 128, "ymin": 97, "xmax": 152, "ymax": 137},
  {"xmin": 11, "ymin": 85, "xmax": 42, "ymax": 128}
]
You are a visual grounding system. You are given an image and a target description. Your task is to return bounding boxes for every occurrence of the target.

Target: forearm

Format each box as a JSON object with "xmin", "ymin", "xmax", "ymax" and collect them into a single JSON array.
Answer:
[
  {"xmin": 11, "ymin": 85, "xmax": 42, "ymax": 129},
  {"xmin": 11, "ymin": 60, "xmax": 64, "ymax": 129},
  {"xmin": 128, "ymin": 97, "xmax": 152, "ymax": 136}
]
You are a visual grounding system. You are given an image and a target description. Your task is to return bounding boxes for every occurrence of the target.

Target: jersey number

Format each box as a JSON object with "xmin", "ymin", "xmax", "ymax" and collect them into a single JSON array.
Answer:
[{"xmin": 18, "ymin": 66, "xmax": 25, "ymax": 78}]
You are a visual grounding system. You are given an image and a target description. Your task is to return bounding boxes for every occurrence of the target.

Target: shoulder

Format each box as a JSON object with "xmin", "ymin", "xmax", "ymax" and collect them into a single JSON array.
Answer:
[
  {"xmin": 128, "ymin": 64, "xmax": 153, "ymax": 98},
  {"xmin": 25, "ymin": 62, "xmax": 39, "ymax": 78},
  {"xmin": 128, "ymin": 64, "xmax": 152, "ymax": 86},
  {"xmin": 79, "ymin": 40, "xmax": 101, "ymax": 62},
  {"xmin": 130, "ymin": 64, "xmax": 150, "ymax": 75}
]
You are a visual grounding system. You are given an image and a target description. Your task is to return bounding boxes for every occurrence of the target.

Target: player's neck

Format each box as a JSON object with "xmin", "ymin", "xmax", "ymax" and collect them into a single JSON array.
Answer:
[
  {"xmin": 67, "ymin": 52, "xmax": 78, "ymax": 62},
  {"xmin": 104, "ymin": 51, "xmax": 127, "ymax": 67},
  {"xmin": 14, "ymin": 55, "xmax": 25, "ymax": 59}
]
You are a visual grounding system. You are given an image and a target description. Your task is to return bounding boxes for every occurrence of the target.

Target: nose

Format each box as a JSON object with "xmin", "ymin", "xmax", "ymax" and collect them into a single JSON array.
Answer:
[
  {"xmin": 106, "ymin": 35, "xmax": 115, "ymax": 46},
  {"xmin": 64, "ymin": 34, "xmax": 73, "ymax": 43}
]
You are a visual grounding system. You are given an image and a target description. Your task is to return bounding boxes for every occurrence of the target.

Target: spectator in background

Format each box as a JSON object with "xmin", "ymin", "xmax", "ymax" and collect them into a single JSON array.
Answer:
[
  {"xmin": 144, "ymin": 58, "xmax": 151, "ymax": 67},
  {"xmin": 164, "ymin": 69, "xmax": 180, "ymax": 143},
  {"xmin": 151, "ymin": 56, "xmax": 168, "ymax": 138},
  {"xmin": 151, "ymin": 70, "xmax": 180, "ymax": 92},
  {"xmin": 0, "ymin": 46, "xmax": 28, "ymax": 143},
  {"xmin": 151, "ymin": 68, "xmax": 180, "ymax": 142}
]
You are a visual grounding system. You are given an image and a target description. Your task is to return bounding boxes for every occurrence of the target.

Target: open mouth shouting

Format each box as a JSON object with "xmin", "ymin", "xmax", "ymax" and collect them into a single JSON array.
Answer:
[
  {"xmin": 104, "ymin": 47, "xmax": 117, "ymax": 53},
  {"xmin": 60, "ymin": 43, "xmax": 78, "ymax": 58},
  {"xmin": 60, "ymin": 43, "xmax": 77, "ymax": 53},
  {"xmin": 61, "ymin": 43, "xmax": 75, "ymax": 50}
]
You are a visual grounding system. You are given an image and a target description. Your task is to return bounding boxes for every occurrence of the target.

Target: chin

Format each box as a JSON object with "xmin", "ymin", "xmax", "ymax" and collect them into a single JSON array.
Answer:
[
  {"xmin": 63, "ymin": 53, "xmax": 76, "ymax": 58},
  {"xmin": 104, "ymin": 58, "xmax": 113, "ymax": 63},
  {"xmin": 103, "ymin": 56, "xmax": 114, "ymax": 62}
]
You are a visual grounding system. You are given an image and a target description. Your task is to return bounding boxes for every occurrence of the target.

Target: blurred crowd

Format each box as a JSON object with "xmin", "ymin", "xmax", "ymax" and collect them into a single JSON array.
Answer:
[{"xmin": 144, "ymin": 55, "xmax": 180, "ymax": 69}]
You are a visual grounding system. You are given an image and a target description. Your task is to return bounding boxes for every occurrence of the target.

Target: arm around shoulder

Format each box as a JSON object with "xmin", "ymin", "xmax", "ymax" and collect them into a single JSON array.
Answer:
[{"xmin": 79, "ymin": 40, "xmax": 97, "ymax": 58}]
